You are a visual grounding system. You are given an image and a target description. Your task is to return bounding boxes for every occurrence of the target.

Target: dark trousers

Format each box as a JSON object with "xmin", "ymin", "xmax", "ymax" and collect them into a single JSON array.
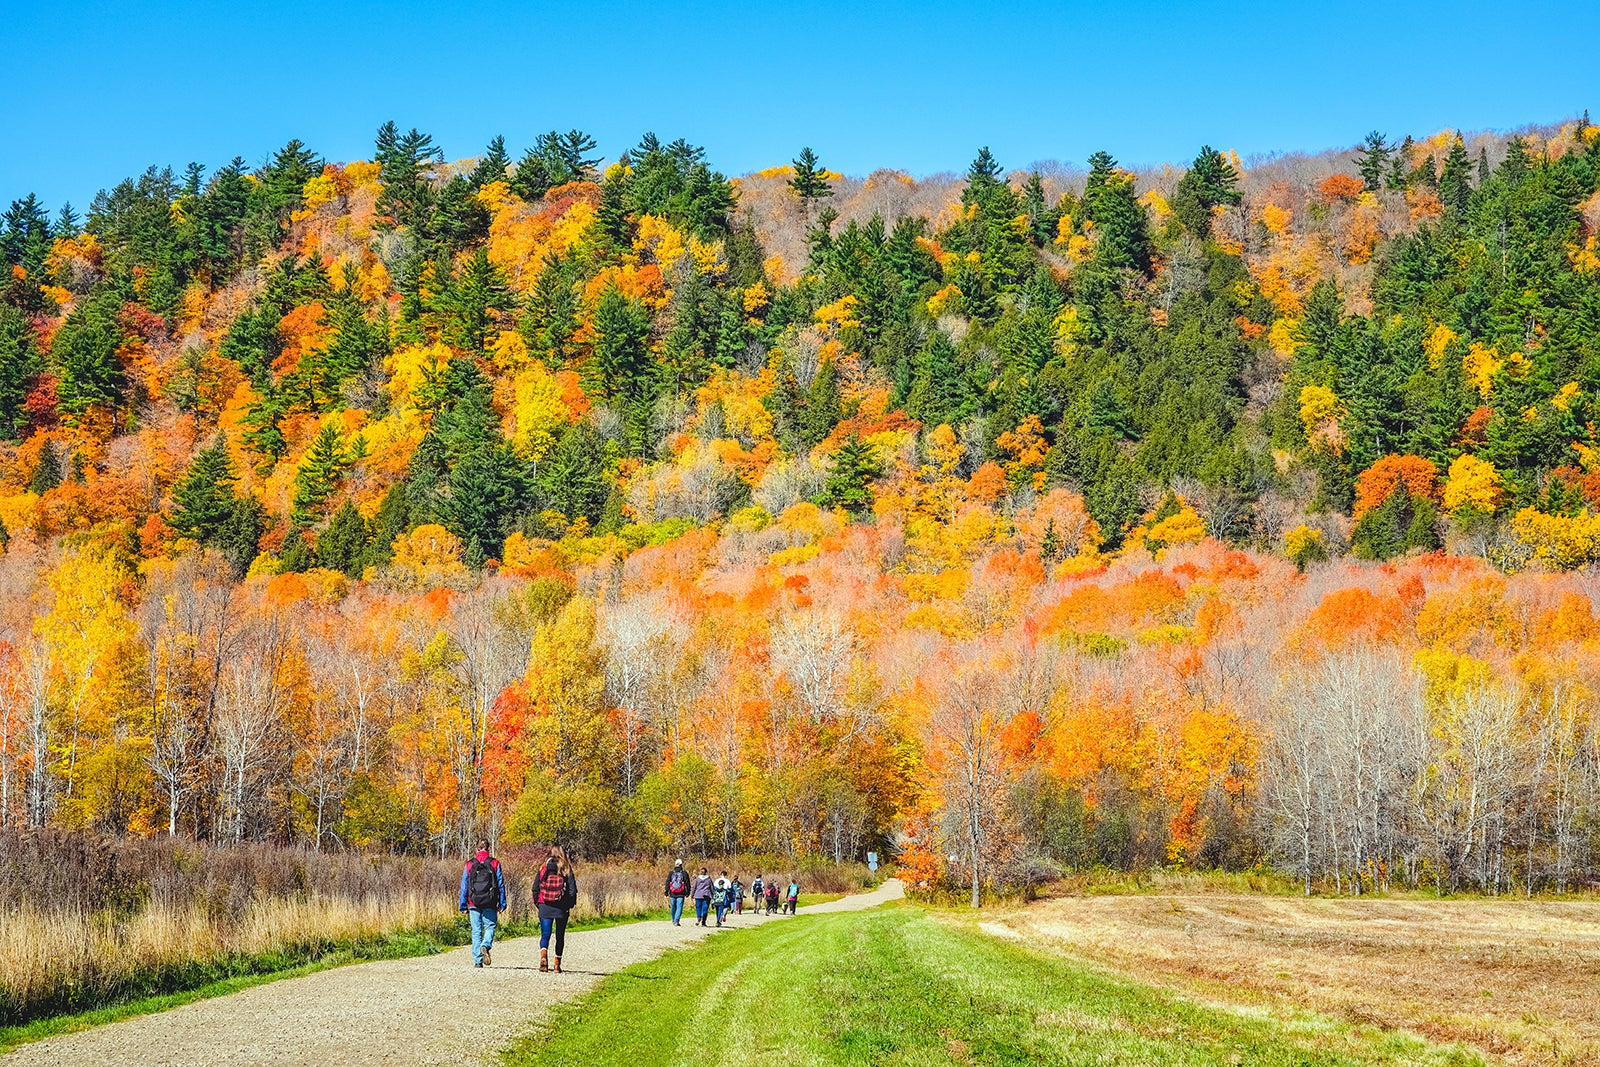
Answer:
[{"xmin": 540, "ymin": 915, "xmax": 568, "ymax": 956}]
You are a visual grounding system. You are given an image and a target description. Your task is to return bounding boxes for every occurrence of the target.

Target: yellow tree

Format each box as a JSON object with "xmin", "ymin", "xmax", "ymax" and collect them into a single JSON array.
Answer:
[
  {"xmin": 520, "ymin": 596, "xmax": 608, "ymax": 786},
  {"xmin": 34, "ymin": 543, "xmax": 138, "ymax": 826}
]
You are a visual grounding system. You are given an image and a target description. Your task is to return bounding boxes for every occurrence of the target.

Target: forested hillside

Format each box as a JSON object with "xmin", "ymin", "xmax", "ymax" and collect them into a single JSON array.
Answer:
[{"xmin": 2, "ymin": 119, "xmax": 1600, "ymax": 895}]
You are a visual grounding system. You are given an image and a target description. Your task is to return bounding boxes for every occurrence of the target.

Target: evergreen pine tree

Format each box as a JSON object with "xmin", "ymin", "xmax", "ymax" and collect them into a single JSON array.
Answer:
[
  {"xmin": 316, "ymin": 498, "xmax": 370, "ymax": 575},
  {"xmin": 1081, "ymin": 151, "xmax": 1151, "ymax": 271},
  {"xmin": 0, "ymin": 305, "xmax": 39, "ymax": 439},
  {"xmin": 28, "ymin": 439, "xmax": 61, "ymax": 495},
  {"xmin": 168, "ymin": 437, "xmax": 239, "ymax": 542},
  {"xmin": 816, "ymin": 435, "xmax": 881, "ymax": 518},
  {"xmin": 278, "ymin": 527, "xmax": 315, "ymax": 573},
  {"xmin": 361, "ymin": 484, "xmax": 410, "ymax": 571},
  {"xmin": 1355, "ymin": 132, "xmax": 1390, "ymax": 192},
  {"xmin": 468, "ymin": 135, "xmax": 510, "ymax": 189},
  {"xmin": 292, "ymin": 425, "xmax": 355, "ymax": 525},
  {"xmin": 789, "ymin": 147, "xmax": 833, "ymax": 204},
  {"xmin": 440, "ymin": 246, "xmax": 513, "ymax": 353},
  {"xmin": 800, "ymin": 357, "xmax": 842, "ymax": 449},
  {"xmin": 1387, "ymin": 136, "xmax": 1414, "ymax": 190},
  {"xmin": 1172, "ymin": 145, "xmax": 1242, "ymax": 234},
  {"xmin": 907, "ymin": 331, "xmax": 972, "ymax": 430},
  {"xmin": 1438, "ymin": 135, "xmax": 1473, "ymax": 221},
  {"xmin": 217, "ymin": 497, "xmax": 266, "ymax": 577},
  {"xmin": 592, "ymin": 287, "xmax": 655, "ymax": 449}
]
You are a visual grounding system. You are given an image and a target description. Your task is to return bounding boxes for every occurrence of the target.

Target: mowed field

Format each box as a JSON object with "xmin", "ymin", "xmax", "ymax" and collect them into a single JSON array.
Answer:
[{"xmin": 986, "ymin": 892, "xmax": 1600, "ymax": 1067}]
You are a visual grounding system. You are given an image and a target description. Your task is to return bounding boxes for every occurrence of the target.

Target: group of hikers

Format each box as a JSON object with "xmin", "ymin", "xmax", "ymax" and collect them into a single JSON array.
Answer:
[
  {"xmin": 458, "ymin": 844, "xmax": 802, "ymax": 971},
  {"xmin": 662, "ymin": 860, "xmax": 801, "ymax": 926}
]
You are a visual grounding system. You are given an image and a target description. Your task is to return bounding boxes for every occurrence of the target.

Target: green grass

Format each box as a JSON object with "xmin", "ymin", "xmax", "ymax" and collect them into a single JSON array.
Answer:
[
  {"xmin": 0, "ymin": 910, "xmax": 650, "ymax": 1052},
  {"xmin": 505, "ymin": 904, "xmax": 1484, "ymax": 1067}
]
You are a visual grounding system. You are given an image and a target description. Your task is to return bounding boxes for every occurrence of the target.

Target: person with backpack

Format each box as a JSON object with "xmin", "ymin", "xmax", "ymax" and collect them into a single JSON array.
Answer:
[
  {"xmin": 731, "ymin": 873, "xmax": 745, "ymax": 915},
  {"xmin": 712, "ymin": 870, "xmax": 731, "ymax": 927},
  {"xmin": 785, "ymin": 876, "xmax": 799, "ymax": 915},
  {"xmin": 691, "ymin": 866, "xmax": 713, "ymax": 926},
  {"xmin": 750, "ymin": 874, "xmax": 765, "ymax": 914},
  {"xmin": 458, "ymin": 840, "xmax": 507, "ymax": 968},
  {"xmin": 664, "ymin": 859, "xmax": 691, "ymax": 925},
  {"xmin": 765, "ymin": 878, "xmax": 779, "ymax": 914},
  {"xmin": 534, "ymin": 846, "xmax": 577, "ymax": 973}
]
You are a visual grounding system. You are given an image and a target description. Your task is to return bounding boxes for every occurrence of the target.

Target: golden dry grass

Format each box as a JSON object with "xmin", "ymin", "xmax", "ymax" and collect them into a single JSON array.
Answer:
[
  {"xmin": 985, "ymin": 891, "xmax": 1600, "ymax": 1067},
  {"xmin": 0, "ymin": 891, "xmax": 458, "ymax": 1015}
]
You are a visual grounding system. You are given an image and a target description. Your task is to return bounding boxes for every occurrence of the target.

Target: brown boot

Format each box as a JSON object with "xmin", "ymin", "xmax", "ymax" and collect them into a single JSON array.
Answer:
[
  {"xmin": 539, "ymin": 949, "xmax": 548, "ymax": 972},
  {"xmin": 553, "ymin": 956, "xmax": 562, "ymax": 973}
]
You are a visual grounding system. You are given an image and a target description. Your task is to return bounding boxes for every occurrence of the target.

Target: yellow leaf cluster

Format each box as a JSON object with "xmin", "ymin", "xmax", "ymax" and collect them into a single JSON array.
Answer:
[
  {"xmin": 1260, "ymin": 204, "xmax": 1292, "ymax": 234},
  {"xmin": 1298, "ymin": 384, "xmax": 1341, "ymax": 436},
  {"xmin": 926, "ymin": 284, "xmax": 961, "ymax": 317},
  {"xmin": 742, "ymin": 281, "xmax": 770, "ymax": 316},
  {"xmin": 1268, "ymin": 317, "xmax": 1301, "ymax": 356},
  {"xmin": 695, "ymin": 370, "xmax": 774, "ymax": 443},
  {"xmin": 389, "ymin": 524, "xmax": 467, "ymax": 586},
  {"xmin": 1570, "ymin": 235, "xmax": 1600, "ymax": 275},
  {"xmin": 479, "ymin": 180, "xmax": 598, "ymax": 294},
  {"xmin": 1553, "ymin": 382, "xmax": 1581, "ymax": 412},
  {"xmin": 1463, "ymin": 342, "xmax": 1501, "ymax": 398},
  {"xmin": 508, "ymin": 363, "xmax": 573, "ymax": 463},
  {"xmin": 345, "ymin": 160, "xmax": 382, "ymax": 186},
  {"xmin": 1146, "ymin": 506, "xmax": 1206, "ymax": 550},
  {"xmin": 1510, "ymin": 507, "xmax": 1600, "ymax": 571},
  {"xmin": 1284, "ymin": 524, "xmax": 1325, "ymax": 562},
  {"xmin": 489, "ymin": 329, "xmax": 531, "ymax": 372},
  {"xmin": 386, "ymin": 342, "xmax": 453, "ymax": 413},
  {"xmin": 814, "ymin": 294, "xmax": 861, "ymax": 332},
  {"xmin": 1442, "ymin": 454, "xmax": 1502, "ymax": 516},
  {"xmin": 1422, "ymin": 324, "xmax": 1457, "ymax": 368},
  {"xmin": 300, "ymin": 173, "xmax": 342, "ymax": 212}
]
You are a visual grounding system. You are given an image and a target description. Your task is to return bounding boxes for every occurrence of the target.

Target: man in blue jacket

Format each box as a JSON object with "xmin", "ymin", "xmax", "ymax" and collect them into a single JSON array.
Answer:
[{"xmin": 459, "ymin": 840, "xmax": 508, "ymax": 967}]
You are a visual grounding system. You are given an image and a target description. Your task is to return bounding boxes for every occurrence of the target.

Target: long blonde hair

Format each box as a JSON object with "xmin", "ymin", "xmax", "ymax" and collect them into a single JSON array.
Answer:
[{"xmin": 547, "ymin": 844, "xmax": 573, "ymax": 877}]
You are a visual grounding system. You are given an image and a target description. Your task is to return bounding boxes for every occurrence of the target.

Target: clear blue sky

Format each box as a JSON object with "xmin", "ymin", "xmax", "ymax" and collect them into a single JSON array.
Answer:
[{"xmin": 2, "ymin": 0, "xmax": 1596, "ymax": 211}]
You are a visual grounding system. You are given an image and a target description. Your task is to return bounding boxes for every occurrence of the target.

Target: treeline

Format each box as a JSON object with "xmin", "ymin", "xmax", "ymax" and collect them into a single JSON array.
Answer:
[{"xmin": 0, "ymin": 119, "xmax": 1598, "ymax": 892}]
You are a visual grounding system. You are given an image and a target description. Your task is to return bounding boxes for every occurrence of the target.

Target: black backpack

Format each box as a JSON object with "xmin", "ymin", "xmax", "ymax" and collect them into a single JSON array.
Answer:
[{"xmin": 467, "ymin": 858, "xmax": 498, "ymax": 910}]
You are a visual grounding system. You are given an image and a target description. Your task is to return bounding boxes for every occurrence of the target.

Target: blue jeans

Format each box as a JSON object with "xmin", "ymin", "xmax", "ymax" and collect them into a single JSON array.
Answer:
[
  {"xmin": 469, "ymin": 908, "xmax": 497, "ymax": 964},
  {"xmin": 694, "ymin": 898, "xmax": 710, "ymax": 923},
  {"xmin": 669, "ymin": 896, "xmax": 686, "ymax": 923},
  {"xmin": 540, "ymin": 915, "xmax": 568, "ymax": 956},
  {"xmin": 715, "ymin": 902, "xmax": 729, "ymax": 924}
]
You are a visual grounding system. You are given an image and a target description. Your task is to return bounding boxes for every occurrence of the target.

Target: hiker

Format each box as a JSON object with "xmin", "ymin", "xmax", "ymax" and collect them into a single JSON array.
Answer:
[
  {"xmin": 664, "ymin": 858, "xmax": 691, "ymax": 926},
  {"xmin": 692, "ymin": 866, "xmax": 713, "ymax": 926},
  {"xmin": 458, "ymin": 839, "xmax": 507, "ymax": 968},
  {"xmin": 731, "ymin": 873, "xmax": 745, "ymax": 915},
  {"xmin": 785, "ymin": 876, "xmax": 799, "ymax": 915},
  {"xmin": 765, "ymin": 878, "xmax": 779, "ymax": 914},
  {"xmin": 534, "ymin": 845, "xmax": 578, "ymax": 974},
  {"xmin": 751, "ymin": 874, "xmax": 765, "ymax": 915},
  {"xmin": 712, "ymin": 870, "xmax": 731, "ymax": 927}
]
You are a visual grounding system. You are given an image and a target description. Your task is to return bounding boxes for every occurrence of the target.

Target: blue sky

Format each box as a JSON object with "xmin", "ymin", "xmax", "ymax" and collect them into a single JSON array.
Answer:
[{"xmin": 2, "ymin": 0, "xmax": 1597, "ymax": 210}]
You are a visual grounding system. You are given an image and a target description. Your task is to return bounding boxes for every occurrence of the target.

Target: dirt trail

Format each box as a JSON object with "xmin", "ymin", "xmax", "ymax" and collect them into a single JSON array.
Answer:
[{"xmin": 3, "ymin": 879, "xmax": 902, "ymax": 1067}]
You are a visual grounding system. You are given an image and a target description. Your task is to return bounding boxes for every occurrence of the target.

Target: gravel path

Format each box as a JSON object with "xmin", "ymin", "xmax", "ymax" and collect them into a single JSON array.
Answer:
[{"xmin": 3, "ymin": 879, "xmax": 902, "ymax": 1067}]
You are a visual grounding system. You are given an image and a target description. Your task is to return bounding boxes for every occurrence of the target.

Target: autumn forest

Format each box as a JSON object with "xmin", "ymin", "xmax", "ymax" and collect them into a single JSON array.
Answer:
[{"xmin": 3, "ymin": 118, "xmax": 1600, "ymax": 898}]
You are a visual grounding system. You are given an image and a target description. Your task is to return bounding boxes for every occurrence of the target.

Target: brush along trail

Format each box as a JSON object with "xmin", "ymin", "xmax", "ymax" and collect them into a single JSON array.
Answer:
[{"xmin": 1, "ymin": 880, "xmax": 904, "ymax": 1067}]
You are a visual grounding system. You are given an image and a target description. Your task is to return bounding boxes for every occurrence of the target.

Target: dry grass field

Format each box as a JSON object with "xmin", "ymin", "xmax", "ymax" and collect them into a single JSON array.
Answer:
[{"xmin": 983, "ymin": 889, "xmax": 1600, "ymax": 1067}]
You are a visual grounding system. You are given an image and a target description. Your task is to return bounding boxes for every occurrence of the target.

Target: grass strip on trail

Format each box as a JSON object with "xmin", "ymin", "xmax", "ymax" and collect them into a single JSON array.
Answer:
[{"xmin": 505, "ymin": 904, "xmax": 1484, "ymax": 1067}]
